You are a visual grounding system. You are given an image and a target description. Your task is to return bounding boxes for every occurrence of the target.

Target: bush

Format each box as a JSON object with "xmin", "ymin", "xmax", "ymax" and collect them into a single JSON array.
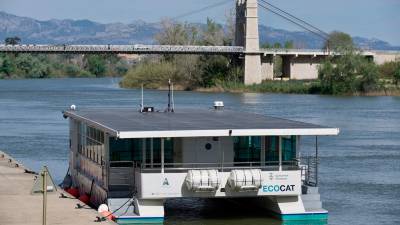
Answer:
[
  {"xmin": 120, "ymin": 60, "xmax": 179, "ymax": 89},
  {"xmin": 378, "ymin": 61, "xmax": 400, "ymax": 79},
  {"xmin": 318, "ymin": 49, "xmax": 380, "ymax": 95},
  {"xmin": 395, "ymin": 64, "xmax": 400, "ymax": 85},
  {"xmin": 358, "ymin": 62, "xmax": 380, "ymax": 93},
  {"xmin": 216, "ymin": 80, "xmax": 320, "ymax": 94}
]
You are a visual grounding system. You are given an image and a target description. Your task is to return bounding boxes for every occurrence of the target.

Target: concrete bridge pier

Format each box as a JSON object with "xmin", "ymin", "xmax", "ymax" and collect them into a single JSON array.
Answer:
[
  {"xmin": 282, "ymin": 55, "xmax": 323, "ymax": 80},
  {"xmin": 236, "ymin": 0, "xmax": 263, "ymax": 85},
  {"xmin": 261, "ymin": 54, "xmax": 274, "ymax": 80}
]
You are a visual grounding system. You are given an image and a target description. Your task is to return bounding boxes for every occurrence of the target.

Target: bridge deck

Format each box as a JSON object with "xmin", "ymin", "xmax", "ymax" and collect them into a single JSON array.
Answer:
[{"xmin": 0, "ymin": 44, "xmax": 244, "ymax": 55}]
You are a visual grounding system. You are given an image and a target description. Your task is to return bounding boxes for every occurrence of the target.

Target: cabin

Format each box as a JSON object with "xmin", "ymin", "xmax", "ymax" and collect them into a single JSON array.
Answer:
[{"xmin": 63, "ymin": 102, "xmax": 339, "ymax": 223}]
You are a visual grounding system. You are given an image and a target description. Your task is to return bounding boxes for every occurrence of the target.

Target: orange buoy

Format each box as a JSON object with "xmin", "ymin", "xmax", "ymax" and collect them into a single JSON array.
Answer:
[
  {"xmin": 98, "ymin": 204, "xmax": 116, "ymax": 221},
  {"xmin": 78, "ymin": 194, "xmax": 90, "ymax": 205},
  {"xmin": 66, "ymin": 187, "xmax": 79, "ymax": 198},
  {"xmin": 101, "ymin": 211, "xmax": 116, "ymax": 221}
]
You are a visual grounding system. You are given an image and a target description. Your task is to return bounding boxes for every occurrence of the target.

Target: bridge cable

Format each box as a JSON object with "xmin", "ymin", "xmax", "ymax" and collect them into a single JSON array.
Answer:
[
  {"xmin": 171, "ymin": 0, "xmax": 232, "ymax": 21},
  {"xmin": 258, "ymin": 3, "xmax": 328, "ymax": 41},
  {"xmin": 259, "ymin": 0, "xmax": 329, "ymax": 38}
]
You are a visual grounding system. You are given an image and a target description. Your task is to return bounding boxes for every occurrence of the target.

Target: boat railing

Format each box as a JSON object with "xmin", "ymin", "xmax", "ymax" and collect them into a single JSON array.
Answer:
[
  {"xmin": 136, "ymin": 161, "xmax": 299, "ymax": 173},
  {"xmin": 300, "ymin": 155, "xmax": 319, "ymax": 187}
]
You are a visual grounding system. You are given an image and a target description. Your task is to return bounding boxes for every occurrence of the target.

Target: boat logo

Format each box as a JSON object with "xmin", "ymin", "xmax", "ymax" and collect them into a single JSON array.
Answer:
[{"xmin": 163, "ymin": 178, "xmax": 170, "ymax": 186}]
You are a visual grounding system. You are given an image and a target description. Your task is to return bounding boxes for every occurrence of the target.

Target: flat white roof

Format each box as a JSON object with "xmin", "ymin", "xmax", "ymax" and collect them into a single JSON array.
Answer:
[{"xmin": 63, "ymin": 108, "xmax": 339, "ymax": 138}]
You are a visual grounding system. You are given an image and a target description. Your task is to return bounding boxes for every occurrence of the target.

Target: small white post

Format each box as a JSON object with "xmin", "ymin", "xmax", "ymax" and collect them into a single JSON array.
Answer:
[
  {"xmin": 150, "ymin": 139, "xmax": 154, "ymax": 168},
  {"xmin": 142, "ymin": 139, "xmax": 146, "ymax": 167},
  {"xmin": 261, "ymin": 137, "xmax": 266, "ymax": 167},
  {"xmin": 278, "ymin": 137, "xmax": 282, "ymax": 171},
  {"xmin": 161, "ymin": 138, "xmax": 164, "ymax": 174}
]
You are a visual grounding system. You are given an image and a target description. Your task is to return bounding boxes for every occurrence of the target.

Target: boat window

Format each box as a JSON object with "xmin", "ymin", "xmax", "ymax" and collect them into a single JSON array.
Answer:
[
  {"xmin": 265, "ymin": 136, "xmax": 279, "ymax": 162},
  {"xmin": 281, "ymin": 136, "xmax": 296, "ymax": 161},
  {"xmin": 150, "ymin": 138, "xmax": 174, "ymax": 167},
  {"xmin": 109, "ymin": 138, "xmax": 142, "ymax": 167},
  {"xmin": 78, "ymin": 122, "xmax": 105, "ymax": 166},
  {"xmin": 234, "ymin": 136, "xmax": 261, "ymax": 163}
]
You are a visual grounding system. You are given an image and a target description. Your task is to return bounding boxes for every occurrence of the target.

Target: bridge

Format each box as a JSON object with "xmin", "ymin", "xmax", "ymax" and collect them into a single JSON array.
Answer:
[
  {"xmin": 0, "ymin": 44, "xmax": 244, "ymax": 55},
  {"xmin": 1, "ymin": 0, "xmax": 399, "ymax": 84}
]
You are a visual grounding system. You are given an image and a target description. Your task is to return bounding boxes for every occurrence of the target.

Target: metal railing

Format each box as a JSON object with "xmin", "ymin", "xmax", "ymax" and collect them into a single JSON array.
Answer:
[
  {"xmin": 0, "ymin": 44, "xmax": 244, "ymax": 55},
  {"xmin": 134, "ymin": 161, "xmax": 300, "ymax": 173},
  {"xmin": 300, "ymin": 156, "xmax": 319, "ymax": 187}
]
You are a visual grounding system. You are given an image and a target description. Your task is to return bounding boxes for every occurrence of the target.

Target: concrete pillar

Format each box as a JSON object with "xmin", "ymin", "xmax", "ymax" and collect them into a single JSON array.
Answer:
[
  {"xmin": 236, "ymin": 0, "xmax": 262, "ymax": 85},
  {"xmin": 261, "ymin": 55, "xmax": 274, "ymax": 80},
  {"xmin": 289, "ymin": 55, "xmax": 321, "ymax": 80}
]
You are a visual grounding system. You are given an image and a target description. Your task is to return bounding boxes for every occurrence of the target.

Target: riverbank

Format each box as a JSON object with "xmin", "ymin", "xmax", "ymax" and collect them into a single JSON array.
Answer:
[
  {"xmin": 199, "ymin": 80, "xmax": 400, "ymax": 96},
  {"xmin": 128, "ymin": 80, "xmax": 400, "ymax": 96},
  {"xmin": 0, "ymin": 150, "xmax": 116, "ymax": 225}
]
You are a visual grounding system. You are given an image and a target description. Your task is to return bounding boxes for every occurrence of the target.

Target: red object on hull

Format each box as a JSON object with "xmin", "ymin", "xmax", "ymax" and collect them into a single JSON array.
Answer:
[
  {"xmin": 66, "ymin": 187, "xmax": 79, "ymax": 198},
  {"xmin": 78, "ymin": 194, "xmax": 91, "ymax": 205}
]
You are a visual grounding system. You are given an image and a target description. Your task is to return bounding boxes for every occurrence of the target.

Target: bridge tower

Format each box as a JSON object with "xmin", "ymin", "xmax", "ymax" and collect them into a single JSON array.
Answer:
[{"xmin": 236, "ymin": 0, "xmax": 262, "ymax": 85}]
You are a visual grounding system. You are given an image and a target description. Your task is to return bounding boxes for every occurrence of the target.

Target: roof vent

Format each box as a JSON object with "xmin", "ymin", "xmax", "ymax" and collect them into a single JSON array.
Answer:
[
  {"xmin": 214, "ymin": 101, "xmax": 224, "ymax": 110},
  {"xmin": 142, "ymin": 107, "xmax": 155, "ymax": 113}
]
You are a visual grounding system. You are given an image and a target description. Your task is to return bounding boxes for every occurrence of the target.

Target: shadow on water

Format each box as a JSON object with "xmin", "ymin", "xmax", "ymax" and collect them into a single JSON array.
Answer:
[{"xmin": 161, "ymin": 198, "xmax": 327, "ymax": 225}]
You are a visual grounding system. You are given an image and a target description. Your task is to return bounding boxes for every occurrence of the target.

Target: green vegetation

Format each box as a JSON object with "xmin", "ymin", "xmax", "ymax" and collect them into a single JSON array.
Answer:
[
  {"xmin": 214, "ymin": 80, "xmax": 321, "ymax": 94},
  {"xmin": 317, "ymin": 32, "xmax": 400, "ymax": 95},
  {"xmin": 121, "ymin": 18, "xmax": 241, "ymax": 90},
  {"xmin": 261, "ymin": 40, "xmax": 294, "ymax": 49},
  {"xmin": 0, "ymin": 51, "xmax": 128, "ymax": 79},
  {"xmin": 324, "ymin": 31, "xmax": 354, "ymax": 51},
  {"xmin": 4, "ymin": 36, "xmax": 21, "ymax": 45}
]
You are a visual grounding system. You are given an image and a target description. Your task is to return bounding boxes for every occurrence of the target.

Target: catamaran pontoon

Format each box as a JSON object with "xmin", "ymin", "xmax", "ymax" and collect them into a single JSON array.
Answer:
[{"xmin": 62, "ymin": 101, "xmax": 339, "ymax": 223}]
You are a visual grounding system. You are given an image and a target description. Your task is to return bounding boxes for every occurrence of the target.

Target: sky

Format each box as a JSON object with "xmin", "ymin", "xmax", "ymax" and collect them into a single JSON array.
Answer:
[{"xmin": 1, "ymin": 0, "xmax": 399, "ymax": 45}]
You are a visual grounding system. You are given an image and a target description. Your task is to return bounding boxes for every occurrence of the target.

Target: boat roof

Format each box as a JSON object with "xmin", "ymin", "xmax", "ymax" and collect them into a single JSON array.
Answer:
[{"xmin": 63, "ymin": 108, "xmax": 339, "ymax": 138}]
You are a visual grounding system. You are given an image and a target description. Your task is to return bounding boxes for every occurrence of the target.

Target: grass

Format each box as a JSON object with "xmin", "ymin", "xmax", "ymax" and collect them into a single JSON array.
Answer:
[{"xmin": 205, "ymin": 80, "xmax": 323, "ymax": 94}]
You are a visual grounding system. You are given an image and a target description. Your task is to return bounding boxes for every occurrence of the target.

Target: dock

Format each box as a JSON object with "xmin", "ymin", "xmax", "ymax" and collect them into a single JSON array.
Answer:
[{"xmin": 0, "ymin": 151, "xmax": 116, "ymax": 225}]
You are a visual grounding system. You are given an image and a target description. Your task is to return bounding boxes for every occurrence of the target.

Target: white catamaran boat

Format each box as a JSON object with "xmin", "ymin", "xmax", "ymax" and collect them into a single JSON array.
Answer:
[{"xmin": 62, "ymin": 99, "xmax": 339, "ymax": 224}]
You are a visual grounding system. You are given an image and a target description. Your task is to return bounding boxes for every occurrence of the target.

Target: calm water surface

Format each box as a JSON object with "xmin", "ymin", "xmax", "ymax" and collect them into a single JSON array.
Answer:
[{"xmin": 0, "ymin": 78, "xmax": 399, "ymax": 225}]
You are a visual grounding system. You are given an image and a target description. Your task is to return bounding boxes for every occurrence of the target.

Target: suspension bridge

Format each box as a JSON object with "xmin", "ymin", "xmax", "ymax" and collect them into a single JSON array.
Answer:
[{"xmin": 0, "ymin": 0, "xmax": 397, "ymax": 84}]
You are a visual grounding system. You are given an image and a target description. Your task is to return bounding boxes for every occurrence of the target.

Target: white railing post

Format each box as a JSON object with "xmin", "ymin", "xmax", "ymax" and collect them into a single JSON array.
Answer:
[{"xmin": 161, "ymin": 138, "xmax": 164, "ymax": 174}]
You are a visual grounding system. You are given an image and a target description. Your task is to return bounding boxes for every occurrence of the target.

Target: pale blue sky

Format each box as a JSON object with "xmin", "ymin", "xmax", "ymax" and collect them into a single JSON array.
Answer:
[{"xmin": 1, "ymin": 0, "xmax": 399, "ymax": 45}]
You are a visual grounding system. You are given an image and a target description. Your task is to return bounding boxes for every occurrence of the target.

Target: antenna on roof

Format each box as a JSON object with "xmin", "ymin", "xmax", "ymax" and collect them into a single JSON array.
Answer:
[
  {"xmin": 172, "ymin": 82, "xmax": 175, "ymax": 112},
  {"xmin": 140, "ymin": 84, "xmax": 144, "ymax": 113},
  {"xmin": 167, "ymin": 79, "xmax": 175, "ymax": 113}
]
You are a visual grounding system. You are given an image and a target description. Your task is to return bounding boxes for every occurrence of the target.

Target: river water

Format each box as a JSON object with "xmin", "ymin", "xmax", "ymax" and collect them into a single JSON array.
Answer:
[{"xmin": 0, "ymin": 78, "xmax": 399, "ymax": 225}]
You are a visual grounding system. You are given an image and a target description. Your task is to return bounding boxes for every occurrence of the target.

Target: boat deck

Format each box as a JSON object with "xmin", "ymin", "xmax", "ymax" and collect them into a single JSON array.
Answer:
[{"xmin": 0, "ymin": 151, "xmax": 116, "ymax": 225}]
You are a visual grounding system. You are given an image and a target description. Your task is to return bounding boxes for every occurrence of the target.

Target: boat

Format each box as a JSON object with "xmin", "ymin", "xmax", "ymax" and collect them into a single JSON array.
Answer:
[{"xmin": 62, "ymin": 95, "xmax": 339, "ymax": 224}]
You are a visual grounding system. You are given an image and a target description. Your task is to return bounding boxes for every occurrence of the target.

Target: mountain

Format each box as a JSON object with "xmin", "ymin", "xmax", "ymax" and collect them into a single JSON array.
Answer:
[{"xmin": 1, "ymin": 11, "xmax": 399, "ymax": 50}]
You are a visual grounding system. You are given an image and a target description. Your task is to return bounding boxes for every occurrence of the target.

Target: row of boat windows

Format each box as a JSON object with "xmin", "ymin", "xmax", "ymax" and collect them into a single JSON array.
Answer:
[
  {"xmin": 78, "ymin": 123, "xmax": 105, "ymax": 165},
  {"xmin": 109, "ymin": 138, "xmax": 174, "ymax": 166},
  {"xmin": 234, "ymin": 136, "xmax": 296, "ymax": 163},
  {"xmin": 109, "ymin": 136, "xmax": 297, "ymax": 166},
  {"xmin": 76, "ymin": 123, "xmax": 297, "ymax": 167}
]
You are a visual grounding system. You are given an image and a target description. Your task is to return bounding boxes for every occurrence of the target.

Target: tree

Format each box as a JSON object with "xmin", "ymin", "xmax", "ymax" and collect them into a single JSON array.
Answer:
[
  {"xmin": 0, "ymin": 55, "xmax": 16, "ymax": 77},
  {"xmin": 261, "ymin": 42, "xmax": 271, "ymax": 49},
  {"xmin": 318, "ymin": 49, "xmax": 380, "ymax": 94},
  {"xmin": 273, "ymin": 42, "xmax": 282, "ymax": 49},
  {"xmin": 284, "ymin": 40, "xmax": 294, "ymax": 49},
  {"xmin": 155, "ymin": 19, "xmax": 192, "ymax": 45},
  {"xmin": 324, "ymin": 31, "xmax": 354, "ymax": 52},
  {"xmin": 395, "ymin": 64, "xmax": 400, "ymax": 85},
  {"xmin": 5, "ymin": 36, "xmax": 21, "ymax": 45},
  {"xmin": 85, "ymin": 55, "xmax": 106, "ymax": 76},
  {"xmin": 201, "ymin": 18, "xmax": 225, "ymax": 46},
  {"xmin": 358, "ymin": 61, "xmax": 380, "ymax": 93}
]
